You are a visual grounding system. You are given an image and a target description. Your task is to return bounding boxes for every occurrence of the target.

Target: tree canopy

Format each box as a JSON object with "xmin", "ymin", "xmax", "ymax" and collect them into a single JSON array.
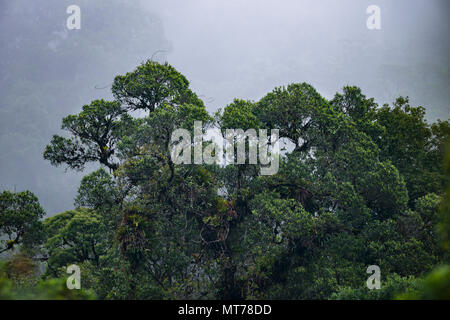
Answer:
[{"xmin": 1, "ymin": 60, "xmax": 449, "ymax": 300}]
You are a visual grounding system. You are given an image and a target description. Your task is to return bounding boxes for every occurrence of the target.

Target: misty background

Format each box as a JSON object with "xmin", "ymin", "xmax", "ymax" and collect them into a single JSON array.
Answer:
[{"xmin": 0, "ymin": 0, "xmax": 449, "ymax": 216}]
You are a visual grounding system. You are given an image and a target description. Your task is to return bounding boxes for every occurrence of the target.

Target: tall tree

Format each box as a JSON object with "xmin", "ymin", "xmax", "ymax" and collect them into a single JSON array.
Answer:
[
  {"xmin": 0, "ymin": 191, "xmax": 45, "ymax": 253},
  {"xmin": 112, "ymin": 60, "xmax": 204, "ymax": 113},
  {"xmin": 43, "ymin": 99, "xmax": 129, "ymax": 171}
]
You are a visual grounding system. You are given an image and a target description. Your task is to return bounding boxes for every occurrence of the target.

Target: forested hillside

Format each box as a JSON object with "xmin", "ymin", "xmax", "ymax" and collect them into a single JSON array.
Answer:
[{"xmin": 1, "ymin": 60, "xmax": 449, "ymax": 299}]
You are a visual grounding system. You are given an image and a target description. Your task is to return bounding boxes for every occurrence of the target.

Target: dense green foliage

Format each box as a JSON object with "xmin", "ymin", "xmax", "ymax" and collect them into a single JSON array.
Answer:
[
  {"xmin": 0, "ymin": 191, "xmax": 45, "ymax": 254},
  {"xmin": 1, "ymin": 61, "xmax": 449, "ymax": 299}
]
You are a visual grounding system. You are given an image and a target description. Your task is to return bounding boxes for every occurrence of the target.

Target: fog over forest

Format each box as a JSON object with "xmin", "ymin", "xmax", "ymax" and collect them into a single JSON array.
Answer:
[{"xmin": 0, "ymin": 0, "xmax": 449, "ymax": 215}]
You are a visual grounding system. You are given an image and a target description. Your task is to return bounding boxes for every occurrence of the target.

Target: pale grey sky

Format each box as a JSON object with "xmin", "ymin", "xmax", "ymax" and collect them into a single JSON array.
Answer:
[
  {"xmin": 0, "ymin": 0, "xmax": 448, "ymax": 214},
  {"xmin": 147, "ymin": 0, "xmax": 449, "ymax": 119}
]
